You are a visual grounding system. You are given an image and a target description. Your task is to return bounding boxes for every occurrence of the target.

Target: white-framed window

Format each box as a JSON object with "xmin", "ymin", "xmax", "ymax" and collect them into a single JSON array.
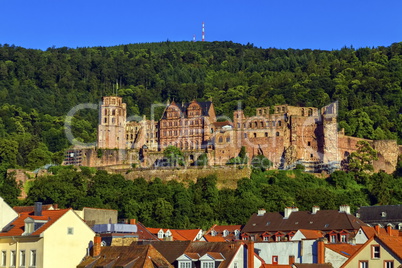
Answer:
[
  {"xmin": 67, "ymin": 227, "xmax": 74, "ymax": 235},
  {"xmin": 234, "ymin": 262, "xmax": 238, "ymax": 268},
  {"xmin": 223, "ymin": 230, "xmax": 229, "ymax": 237},
  {"xmin": 1, "ymin": 251, "xmax": 6, "ymax": 267},
  {"xmin": 340, "ymin": 234, "xmax": 347, "ymax": 243},
  {"xmin": 19, "ymin": 250, "xmax": 26, "ymax": 267},
  {"xmin": 384, "ymin": 261, "xmax": 394, "ymax": 268},
  {"xmin": 179, "ymin": 261, "xmax": 191, "ymax": 268},
  {"xmin": 263, "ymin": 236, "xmax": 269, "ymax": 241},
  {"xmin": 372, "ymin": 245, "xmax": 380, "ymax": 259},
  {"xmin": 359, "ymin": 260, "xmax": 368, "ymax": 268},
  {"xmin": 202, "ymin": 261, "xmax": 214, "ymax": 268},
  {"xmin": 157, "ymin": 230, "xmax": 164, "ymax": 239},
  {"xmin": 30, "ymin": 250, "xmax": 36, "ymax": 267},
  {"xmin": 330, "ymin": 235, "xmax": 336, "ymax": 243},
  {"xmin": 10, "ymin": 251, "xmax": 16, "ymax": 267}
]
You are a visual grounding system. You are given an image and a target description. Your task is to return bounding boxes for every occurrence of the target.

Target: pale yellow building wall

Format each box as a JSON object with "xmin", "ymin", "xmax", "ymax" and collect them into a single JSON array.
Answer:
[
  {"xmin": 42, "ymin": 210, "xmax": 94, "ymax": 268},
  {"xmin": 343, "ymin": 239, "xmax": 402, "ymax": 268},
  {"xmin": 0, "ymin": 197, "xmax": 18, "ymax": 230},
  {"xmin": 0, "ymin": 237, "xmax": 44, "ymax": 268}
]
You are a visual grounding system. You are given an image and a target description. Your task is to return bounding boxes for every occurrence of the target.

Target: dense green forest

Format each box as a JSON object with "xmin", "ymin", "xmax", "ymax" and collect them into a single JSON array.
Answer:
[
  {"xmin": 2, "ymin": 165, "xmax": 402, "ymax": 229},
  {"xmin": 1, "ymin": 41, "xmax": 402, "ymax": 227}
]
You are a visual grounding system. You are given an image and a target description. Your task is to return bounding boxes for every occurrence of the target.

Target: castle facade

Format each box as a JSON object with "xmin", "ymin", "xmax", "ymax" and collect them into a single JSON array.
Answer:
[{"xmin": 65, "ymin": 96, "xmax": 401, "ymax": 173}]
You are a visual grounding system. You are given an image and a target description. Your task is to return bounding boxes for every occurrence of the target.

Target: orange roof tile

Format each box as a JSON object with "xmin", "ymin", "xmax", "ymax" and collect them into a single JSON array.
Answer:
[
  {"xmin": 0, "ymin": 209, "xmax": 70, "ymax": 237},
  {"xmin": 298, "ymin": 229, "xmax": 324, "ymax": 239},
  {"xmin": 325, "ymin": 243, "xmax": 362, "ymax": 258},
  {"xmin": 376, "ymin": 235, "xmax": 402, "ymax": 259},
  {"xmin": 145, "ymin": 228, "xmax": 201, "ymax": 241},
  {"xmin": 203, "ymin": 235, "xmax": 226, "ymax": 242},
  {"xmin": 261, "ymin": 265, "xmax": 292, "ymax": 268}
]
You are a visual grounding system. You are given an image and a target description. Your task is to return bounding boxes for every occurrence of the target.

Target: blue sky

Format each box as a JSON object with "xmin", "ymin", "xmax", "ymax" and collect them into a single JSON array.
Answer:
[{"xmin": 1, "ymin": 0, "xmax": 401, "ymax": 51}]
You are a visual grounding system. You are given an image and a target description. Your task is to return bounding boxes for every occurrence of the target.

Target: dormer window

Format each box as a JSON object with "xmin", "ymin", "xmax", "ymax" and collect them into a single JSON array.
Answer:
[
  {"xmin": 157, "ymin": 229, "xmax": 164, "ymax": 239},
  {"xmin": 211, "ymin": 230, "xmax": 217, "ymax": 236},
  {"xmin": 23, "ymin": 218, "xmax": 47, "ymax": 236},
  {"xmin": 222, "ymin": 230, "xmax": 229, "ymax": 237}
]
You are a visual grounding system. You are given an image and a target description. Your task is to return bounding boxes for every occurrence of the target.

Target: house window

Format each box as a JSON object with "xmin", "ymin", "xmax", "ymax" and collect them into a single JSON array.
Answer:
[
  {"xmin": 202, "ymin": 261, "xmax": 214, "ymax": 268},
  {"xmin": 372, "ymin": 245, "xmax": 380, "ymax": 258},
  {"xmin": 272, "ymin": 256, "xmax": 278, "ymax": 265},
  {"xmin": 330, "ymin": 235, "xmax": 336, "ymax": 243},
  {"xmin": 10, "ymin": 251, "xmax": 16, "ymax": 267},
  {"xmin": 1, "ymin": 251, "xmax": 6, "ymax": 266},
  {"xmin": 263, "ymin": 236, "xmax": 269, "ymax": 241},
  {"xmin": 340, "ymin": 234, "xmax": 347, "ymax": 243},
  {"xmin": 30, "ymin": 250, "xmax": 36, "ymax": 267},
  {"xmin": 67, "ymin": 227, "xmax": 74, "ymax": 235},
  {"xmin": 158, "ymin": 230, "xmax": 164, "ymax": 239},
  {"xmin": 359, "ymin": 261, "xmax": 368, "ymax": 268},
  {"xmin": 19, "ymin": 250, "xmax": 25, "ymax": 267},
  {"xmin": 234, "ymin": 262, "xmax": 238, "ymax": 268},
  {"xmin": 223, "ymin": 230, "xmax": 229, "ymax": 237},
  {"xmin": 179, "ymin": 261, "xmax": 191, "ymax": 268},
  {"xmin": 384, "ymin": 261, "xmax": 394, "ymax": 268}
]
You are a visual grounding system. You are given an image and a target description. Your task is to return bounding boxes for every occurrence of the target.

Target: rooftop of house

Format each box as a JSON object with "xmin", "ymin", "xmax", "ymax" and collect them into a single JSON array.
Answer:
[
  {"xmin": 204, "ymin": 224, "xmax": 242, "ymax": 241},
  {"xmin": 325, "ymin": 243, "xmax": 361, "ymax": 258},
  {"xmin": 78, "ymin": 244, "xmax": 172, "ymax": 268},
  {"xmin": 293, "ymin": 229, "xmax": 324, "ymax": 240},
  {"xmin": 0, "ymin": 209, "xmax": 70, "ymax": 237},
  {"xmin": 292, "ymin": 264, "xmax": 333, "ymax": 268},
  {"xmin": 13, "ymin": 204, "xmax": 56, "ymax": 213},
  {"xmin": 242, "ymin": 206, "xmax": 367, "ymax": 234},
  {"xmin": 376, "ymin": 234, "xmax": 402, "ymax": 260},
  {"xmin": 146, "ymin": 227, "xmax": 202, "ymax": 241},
  {"xmin": 356, "ymin": 205, "xmax": 402, "ymax": 224}
]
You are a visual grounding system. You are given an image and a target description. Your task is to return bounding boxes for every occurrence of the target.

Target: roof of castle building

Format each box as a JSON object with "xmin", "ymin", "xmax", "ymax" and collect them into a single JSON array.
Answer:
[
  {"xmin": 162, "ymin": 101, "xmax": 213, "ymax": 119},
  {"xmin": 356, "ymin": 205, "xmax": 402, "ymax": 225}
]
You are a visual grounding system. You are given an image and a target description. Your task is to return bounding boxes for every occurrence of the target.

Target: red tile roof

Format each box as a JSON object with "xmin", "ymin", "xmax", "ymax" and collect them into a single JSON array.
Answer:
[
  {"xmin": 261, "ymin": 265, "xmax": 292, "ymax": 268},
  {"xmin": 203, "ymin": 235, "xmax": 226, "ymax": 242},
  {"xmin": 297, "ymin": 229, "xmax": 324, "ymax": 239},
  {"xmin": 325, "ymin": 243, "xmax": 362, "ymax": 258},
  {"xmin": 0, "ymin": 209, "xmax": 70, "ymax": 236},
  {"xmin": 376, "ymin": 235, "xmax": 402, "ymax": 260},
  {"xmin": 146, "ymin": 227, "xmax": 201, "ymax": 241}
]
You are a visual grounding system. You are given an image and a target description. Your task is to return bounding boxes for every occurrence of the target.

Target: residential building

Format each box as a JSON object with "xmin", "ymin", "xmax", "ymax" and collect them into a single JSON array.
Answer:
[
  {"xmin": 0, "ymin": 197, "xmax": 18, "ymax": 230},
  {"xmin": 146, "ymin": 227, "xmax": 204, "ymax": 241},
  {"xmin": 356, "ymin": 205, "xmax": 402, "ymax": 230},
  {"xmin": 0, "ymin": 203, "xmax": 94, "ymax": 268},
  {"xmin": 241, "ymin": 206, "xmax": 367, "ymax": 243},
  {"xmin": 204, "ymin": 224, "xmax": 242, "ymax": 242}
]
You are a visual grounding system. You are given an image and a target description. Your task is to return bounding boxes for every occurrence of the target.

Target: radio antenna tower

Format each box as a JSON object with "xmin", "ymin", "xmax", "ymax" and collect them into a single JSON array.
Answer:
[
  {"xmin": 193, "ymin": 34, "xmax": 196, "ymax": 42},
  {"xmin": 202, "ymin": 22, "xmax": 205, "ymax": 41}
]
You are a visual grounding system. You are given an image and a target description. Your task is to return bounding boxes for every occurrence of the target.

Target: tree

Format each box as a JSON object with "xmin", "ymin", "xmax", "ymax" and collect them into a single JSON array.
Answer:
[
  {"xmin": 163, "ymin": 145, "xmax": 185, "ymax": 166},
  {"xmin": 348, "ymin": 140, "xmax": 378, "ymax": 173},
  {"xmin": 251, "ymin": 155, "xmax": 272, "ymax": 171}
]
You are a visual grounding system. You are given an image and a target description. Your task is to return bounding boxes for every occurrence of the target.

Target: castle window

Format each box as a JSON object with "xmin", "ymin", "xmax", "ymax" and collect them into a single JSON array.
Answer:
[
  {"xmin": 272, "ymin": 121, "xmax": 276, "ymax": 127},
  {"xmin": 310, "ymin": 154, "xmax": 313, "ymax": 158},
  {"xmin": 266, "ymin": 121, "xmax": 269, "ymax": 127},
  {"xmin": 265, "ymin": 132, "xmax": 268, "ymax": 137},
  {"xmin": 244, "ymin": 133, "xmax": 247, "ymax": 138},
  {"xmin": 104, "ymin": 118, "xmax": 107, "ymax": 124},
  {"xmin": 254, "ymin": 133, "xmax": 257, "ymax": 138},
  {"xmin": 308, "ymin": 109, "xmax": 313, "ymax": 116},
  {"xmin": 276, "ymin": 132, "xmax": 279, "ymax": 136},
  {"xmin": 219, "ymin": 137, "xmax": 223, "ymax": 143},
  {"xmin": 254, "ymin": 122, "xmax": 258, "ymax": 128},
  {"xmin": 278, "ymin": 121, "xmax": 281, "ymax": 126},
  {"xmin": 237, "ymin": 123, "xmax": 240, "ymax": 128},
  {"xmin": 112, "ymin": 109, "xmax": 116, "ymax": 116},
  {"xmin": 260, "ymin": 121, "xmax": 264, "ymax": 127},
  {"xmin": 226, "ymin": 137, "xmax": 230, "ymax": 142},
  {"xmin": 112, "ymin": 118, "xmax": 115, "ymax": 124},
  {"xmin": 308, "ymin": 141, "xmax": 311, "ymax": 146}
]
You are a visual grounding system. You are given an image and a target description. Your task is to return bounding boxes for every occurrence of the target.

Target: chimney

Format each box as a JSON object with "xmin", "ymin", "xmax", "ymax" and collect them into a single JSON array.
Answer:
[
  {"xmin": 257, "ymin": 209, "xmax": 266, "ymax": 216},
  {"xmin": 317, "ymin": 238, "xmax": 325, "ymax": 264},
  {"xmin": 374, "ymin": 225, "xmax": 381, "ymax": 234},
  {"xmin": 386, "ymin": 225, "xmax": 392, "ymax": 236},
  {"xmin": 34, "ymin": 202, "xmax": 42, "ymax": 216},
  {"xmin": 289, "ymin": 255, "xmax": 295, "ymax": 265},
  {"xmin": 93, "ymin": 236, "xmax": 102, "ymax": 256},
  {"xmin": 247, "ymin": 241, "xmax": 254, "ymax": 268},
  {"xmin": 53, "ymin": 204, "xmax": 58, "ymax": 210},
  {"xmin": 130, "ymin": 219, "xmax": 136, "ymax": 225},
  {"xmin": 284, "ymin": 207, "xmax": 299, "ymax": 219},
  {"xmin": 339, "ymin": 205, "xmax": 350, "ymax": 214},
  {"xmin": 312, "ymin": 206, "xmax": 320, "ymax": 214}
]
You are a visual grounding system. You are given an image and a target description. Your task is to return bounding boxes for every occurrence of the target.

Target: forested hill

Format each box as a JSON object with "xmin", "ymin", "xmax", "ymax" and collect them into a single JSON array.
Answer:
[{"xmin": 0, "ymin": 41, "xmax": 402, "ymax": 146}]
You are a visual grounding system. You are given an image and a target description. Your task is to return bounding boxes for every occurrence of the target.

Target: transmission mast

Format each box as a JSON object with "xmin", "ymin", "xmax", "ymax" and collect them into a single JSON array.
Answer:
[{"xmin": 202, "ymin": 22, "xmax": 205, "ymax": 41}]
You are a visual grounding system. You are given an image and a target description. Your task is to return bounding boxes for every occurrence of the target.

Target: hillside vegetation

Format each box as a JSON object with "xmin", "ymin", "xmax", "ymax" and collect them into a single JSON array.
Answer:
[{"xmin": 1, "ymin": 42, "xmax": 402, "ymax": 223}]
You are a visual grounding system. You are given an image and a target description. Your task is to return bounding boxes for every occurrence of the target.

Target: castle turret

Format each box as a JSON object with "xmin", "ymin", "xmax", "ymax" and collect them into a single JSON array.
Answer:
[{"xmin": 97, "ymin": 96, "xmax": 127, "ymax": 149}]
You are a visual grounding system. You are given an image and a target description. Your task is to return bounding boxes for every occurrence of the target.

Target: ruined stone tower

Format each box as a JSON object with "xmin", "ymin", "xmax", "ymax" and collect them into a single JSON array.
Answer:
[{"xmin": 97, "ymin": 96, "xmax": 127, "ymax": 149}]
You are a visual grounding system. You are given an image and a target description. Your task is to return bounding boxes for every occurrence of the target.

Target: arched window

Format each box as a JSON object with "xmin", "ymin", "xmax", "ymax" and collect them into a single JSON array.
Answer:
[{"xmin": 278, "ymin": 121, "xmax": 282, "ymax": 126}]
